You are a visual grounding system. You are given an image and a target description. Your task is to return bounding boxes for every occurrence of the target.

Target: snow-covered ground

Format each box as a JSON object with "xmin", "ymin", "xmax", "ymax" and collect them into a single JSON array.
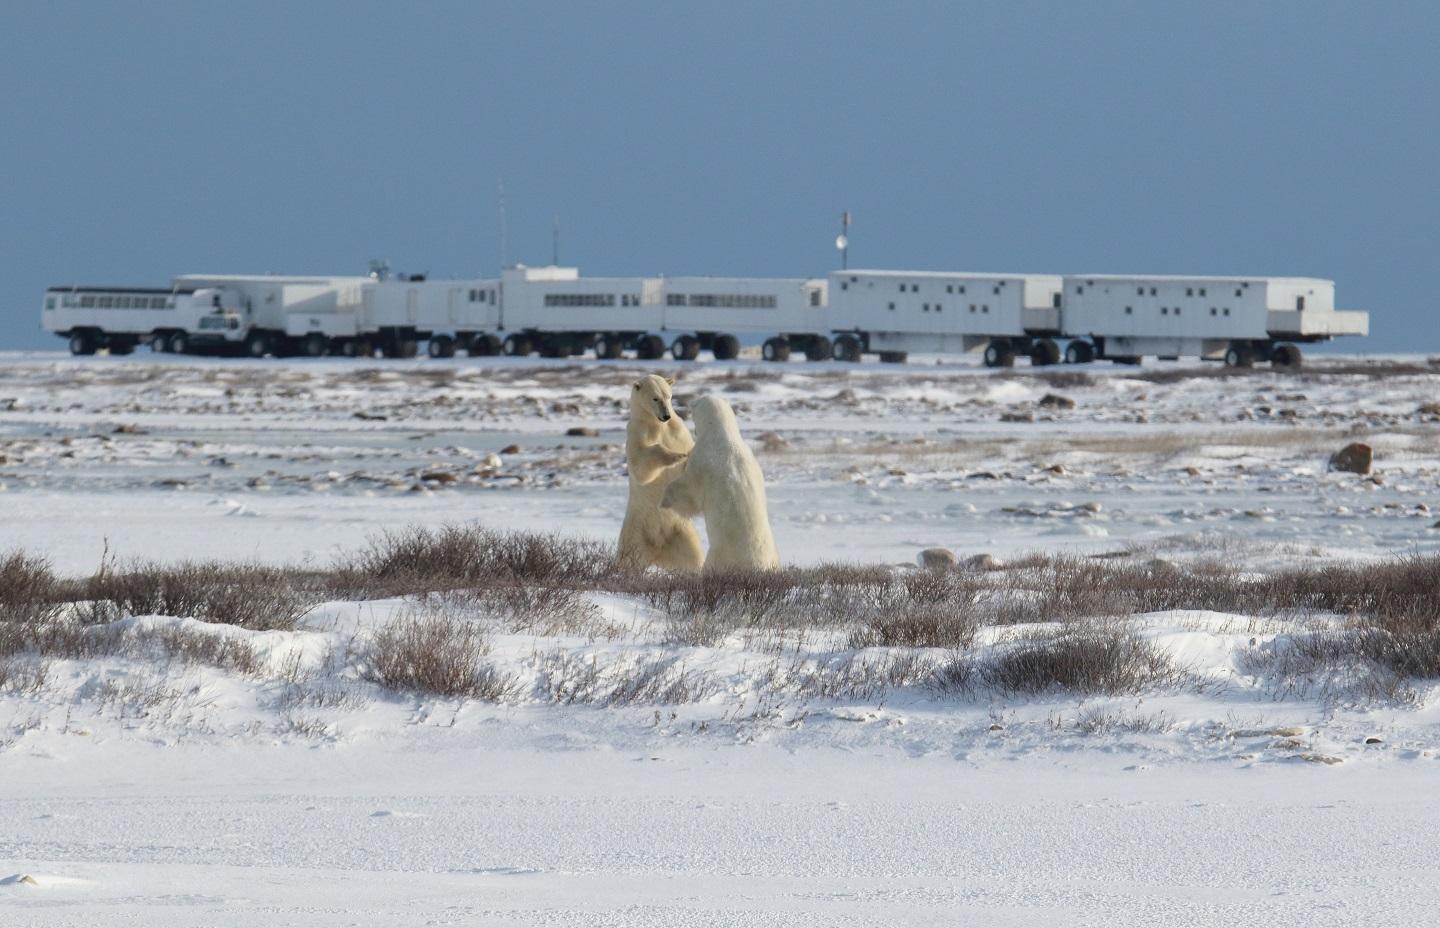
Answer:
[{"xmin": 3, "ymin": 353, "xmax": 1439, "ymax": 925}]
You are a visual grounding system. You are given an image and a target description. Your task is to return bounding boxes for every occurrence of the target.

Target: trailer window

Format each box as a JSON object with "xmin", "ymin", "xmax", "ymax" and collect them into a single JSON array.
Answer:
[
  {"xmin": 993, "ymin": 286, "xmax": 1000, "ymax": 295},
  {"xmin": 45, "ymin": 296, "xmax": 56, "ymax": 310},
  {"xmin": 1175, "ymin": 307, "xmax": 1181, "ymax": 315},
  {"xmin": 1234, "ymin": 288, "xmax": 1242, "ymax": 297},
  {"xmin": 1199, "ymin": 288, "xmax": 1207, "ymax": 297},
  {"xmin": 1150, "ymin": 287, "xmax": 1157, "ymax": 296},
  {"xmin": 982, "ymin": 305, "xmax": 989, "ymax": 313},
  {"xmin": 969, "ymin": 305, "xmax": 976, "ymax": 313},
  {"xmin": 840, "ymin": 282, "xmax": 848, "ymax": 290},
  {"xmin": 1161, "ymin": 307, "xmax": 1168, "ymax": 315},
  {"xmin": 1296, "ymin": 296, "xmax": 1305, "ymax": 310},
  {"xmin": 1186, "ymin": 288, "xmax": 1193, "ymax": 297},
  {"xmin": 1052, "ymin": 293, "xmax": 1060, "ymax": 308},
  {"xmin": 922, "ymin": 303, "xmax": 929, "ymax": 312},
  {"xmin": 1137, "ymin": 287, "xmax": 1144, "ymax": 296},
  {"xmin": 888, "ymin": 302, "xmax": 895, "ymax": 311},
  {"xmin": 1075, "ymin": 285, "xmax": 1083, "ymax": 294},
  {"xmin": 1210, "ymin": 307, "xmax": 1217, "ymax": 316},
  {"xmin": 958, "ymin": 285, "xmax": 966, "ymax": 294},
  {"xmin": 1125, "ymin": 306, "xmax": 1132, "ymax": 315},
  {"xmin": 1223, "ymin": 308, "xmax": 1231, "ymax": 316}
]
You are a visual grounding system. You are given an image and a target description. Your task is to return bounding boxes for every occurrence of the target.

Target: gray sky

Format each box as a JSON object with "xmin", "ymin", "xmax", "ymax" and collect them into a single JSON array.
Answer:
[{"xmin": 2, "ymin": 0, "xmax": 1434, "ymax": 351}]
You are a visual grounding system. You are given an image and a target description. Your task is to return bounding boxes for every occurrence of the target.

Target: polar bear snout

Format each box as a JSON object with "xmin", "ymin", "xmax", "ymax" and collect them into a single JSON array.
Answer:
[{"xmin": 653, "ymin": 397, "xmax": 674, "ymax": 422}]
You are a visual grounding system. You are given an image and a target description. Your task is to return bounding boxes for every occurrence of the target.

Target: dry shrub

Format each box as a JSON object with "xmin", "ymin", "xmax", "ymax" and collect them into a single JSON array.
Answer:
[
  {"xmin": 121, "ymin": 624, "xmax": 262, "ymax": 675},
  {"xmin": 452, "ymin": 585, "xmax": 609, "ymax": 638},
  {"xmin": 74, "ymin": 562, "xmax": 319, "ymax": 630},
  {"xmin": 0, "ymin": 552, "xmax": 62, "ymax": 626},
  {"xmin": 535, "ymin": 650, "xmax": 719, "ymax": 706},
  {"xmin": 364, "ymin": 612, "xmax": 517, "ymax": 700},
  {"xmin": 934, "ymin": 624, "xmax": 1184, "ymax": 697},
  {"xmin": 789, "ymin": 651, "xmax": 942, "ymax": 701},
  {"xmin": 337, "ymin": 525, "xmax": 614, "ymax": 596},
  {"xmin": 1241, "ymin": 627, "xmax": 1440, "ymax": 703},
  {"xmin": 0, "ymin": 657, "xmax": 49, "ymax": 695}
]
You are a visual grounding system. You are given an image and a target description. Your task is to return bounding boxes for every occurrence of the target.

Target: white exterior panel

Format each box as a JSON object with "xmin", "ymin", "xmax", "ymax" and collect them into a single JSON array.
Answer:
[{"xmin": 660, "ymin": 277, "xmax": 827, "ymax": 334}]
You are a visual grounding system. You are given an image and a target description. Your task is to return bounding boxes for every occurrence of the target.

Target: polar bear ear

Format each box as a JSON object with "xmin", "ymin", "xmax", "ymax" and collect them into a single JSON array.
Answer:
[
  {"xmin": 633, "ymin": 382, "xmax": 642, "ymax": 391},
  {"xmin": 663, "ymin": 376, "xmax": 675, "ymax": 386}
]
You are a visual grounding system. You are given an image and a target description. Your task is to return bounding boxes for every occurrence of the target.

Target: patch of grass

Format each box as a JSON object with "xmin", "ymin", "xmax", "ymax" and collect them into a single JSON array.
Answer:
[
  {"xmin": 535, "ymin": 650, "xmax": 719, "ymax": 706},
  {"xmin": 73, "ymin": 562, "xmax": 320, "ymax": 630},
  {"xmin": 934, "ymin": 624, "xmax": 1185, "ymax": 697},
  {"xmin": 364, "ymin": 611, "xmax": 518, "ymax": 701}
]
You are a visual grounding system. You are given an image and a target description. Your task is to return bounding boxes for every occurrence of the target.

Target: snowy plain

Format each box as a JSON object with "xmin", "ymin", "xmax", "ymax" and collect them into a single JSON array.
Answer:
[{"xmin": 2, "ymin": 351, "xmax": 1439, "ymax": 926}]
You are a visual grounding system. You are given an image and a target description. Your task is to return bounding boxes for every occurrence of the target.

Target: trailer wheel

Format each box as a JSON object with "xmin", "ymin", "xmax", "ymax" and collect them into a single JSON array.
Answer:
[
  {"xmin": 427, "ymin": 335, "xmax": 456, "ymax": 359},
  {"xmin": 108, "ymin": 338, "xmax": 136, "ymax": 356},
  {"xmin": 983, "ymin": 342, "xmax": 1015, "ymax": 368},
  {"xmin": 1224, "ymin": 344, "xmax": 1254, "ymax": 368},
  {"xmin": 1272, "ymin": 343, "xmax": 1303, "ymax": 369},
  {"xmin": 244, "ymin": 331, "xmax": 270, "ymax": 358},
  {"xmin": 635, "ymin": 334, "xmax": 665, "ymax": 360},
  {"xmin": 468, "ymin": 334, "xmax": 502, "ymax": 356},
  {"xmin": 833, "ymin": 335, "xmax": 862, "ymax": 362},
  {"xmin": 1030, "ymin": 339, "xmax": 1061, "ymax": 367},
  {"xmin": 711, "ymin": 334, "xmax": 740, "ymax": 360},
  {"xmin": 671, "ymin": 335, "xmax": 701, "ymax": 361},
  {"xmin": 762, "ymin": 337, "xmax": 791, "ymax": 362},
  {"xmin": 303, "ymin": 333, "xmax": 329, "ymax": 358},
  {"xmin": 168, "ymin": 332, "xmax": 190, "ymax": 355},
  {"xmin": 150, "ymin": 333, "xmax": 170, "ymax": 353},
  {"xmin": 806, "ymin": 335, "xmax": 833, "ymax": 362},
  {"xmin": 878, "ymin": 351, "xmax": 908, "ymax": 364},
  {"xmin": 501, "ymin": 334, "xmax": 531, "ymax": 357},
  {"xmin": 595, "ymin": 334, "xmax": 624, "ymax": 360},
  {"xmin": 1064, "ymin": 340, "xmax": 1095, "ymax": 364}
]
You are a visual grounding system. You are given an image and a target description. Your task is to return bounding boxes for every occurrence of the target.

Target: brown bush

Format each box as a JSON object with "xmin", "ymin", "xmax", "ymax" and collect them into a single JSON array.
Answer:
[
  {"xmin": 336, "ymin": 525, "xmax": 615, "ymax": 597},
  {"xmin": 364, "ymin": 612, "xmax": 517, "ymax": 700},
  {"xmin": 72, "ymin": 562, "xmax": 320, "ymax": 631},
  {"xmin": 933, "ymin": 624, "xmax": 1185, "ymax": 697}
]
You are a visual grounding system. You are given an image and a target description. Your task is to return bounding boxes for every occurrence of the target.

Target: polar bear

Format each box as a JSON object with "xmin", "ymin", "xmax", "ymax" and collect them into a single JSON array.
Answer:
[
  {"xmin": 660, "ymin": 395, "xmax": 780, "ymax": 571},
  {"xmin": 617, "ymin": 374, "xmax": 704, "ymax": 571}
]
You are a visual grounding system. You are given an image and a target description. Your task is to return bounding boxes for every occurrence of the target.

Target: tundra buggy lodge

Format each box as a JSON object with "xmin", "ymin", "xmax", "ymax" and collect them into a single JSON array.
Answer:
[{"xmin": 42, "ymin": 262, "xmax": 1368, "ymax": 368}]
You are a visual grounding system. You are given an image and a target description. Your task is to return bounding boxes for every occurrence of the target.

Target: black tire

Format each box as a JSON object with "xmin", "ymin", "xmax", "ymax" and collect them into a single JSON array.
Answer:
[
  {"xmin": 1273, "ymin": 343, "xmax": 1303, "ymax": 368},
  {"xmin": 427, "ymin": 335, "xmax": 455, "ymax": 359},
  {"xmin": 761, "ymin": 337, "xmax": 791, "ymax": 362},
  {"xmin": 150, "ymin": 334, "xmax": 169, "ymax": 353},
  {"xmin": 303, "ymin": 333, "xmax": 329, "ymax": 358},
  {"xmin": 68, "ymin": 332, "xmax": 97, "ymax": 356},
  {"xmin": 595, "ymin": 334, "xmax": 624, "ymax": 360},
  {"xmin": 1224, "ymin": 344, "xmax": 1253, "ymax": 368},
  {"xmin": 711, "ymin": 334, "xmax": 740, "ymax": 360},
  {"xmin": 1031, "ymin": 339, "xmax": 1061, "ymax": 367},
  {"xmin": 806, "ymin": 335, "xmax": 833, "ymax": 362},
  {"xmin": 468, "ymin": 334, "xmax": 502, "ymax": 356},
  {"xmin": 833, "ymin": 335, "xmax": 862, "ymax": 362},
  {"xmin": 635, "ymin": 334, "xmax": 665, "ymax": 360},
  {"xmin": 168, "ymin": 332, "xmax": 190, "ymax": 355},
  {"xmin": 671, "ymin": 335, "xmax": 700, "ymax": 361},
  {"xmin": 878, "ymin": 351, "xmax": 908, "ymax": 364},
  {"xmin": 983, "ymin": 342, "xmax": 1012, "ymax": 368},
  {"xmin": 245, "ymin": 332, "xmax": 270, "ymax": 358},
  {"xmin": 1065, "ymin": 340, "xmax": 1095, "ymax": 364},
  {"xmin": 108, "ymin": 339, "xmax": 135, "ymax": 356},
  {"xmin": 503, "ymin": 334, "xmax": 532, "ymax": 357}
]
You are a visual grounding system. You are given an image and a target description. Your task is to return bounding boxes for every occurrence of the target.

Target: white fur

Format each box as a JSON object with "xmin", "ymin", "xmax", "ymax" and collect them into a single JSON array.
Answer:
[
  {"xmin": 617, "ymin": 375, "xmax": 703, "ymax": 572},
  {"xmin": 660, "ymin": 395, "xmax": 780, "ymax": 571}
]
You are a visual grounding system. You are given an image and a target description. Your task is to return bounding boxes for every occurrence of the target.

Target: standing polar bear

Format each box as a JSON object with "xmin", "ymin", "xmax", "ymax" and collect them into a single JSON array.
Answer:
[
  {"xmin": 617, "ymin": 374, "xmax": 704, "ymax": 571},
  {"xmin": 661, "ymin": 395, "xmax": 780, "ymax": 571}
]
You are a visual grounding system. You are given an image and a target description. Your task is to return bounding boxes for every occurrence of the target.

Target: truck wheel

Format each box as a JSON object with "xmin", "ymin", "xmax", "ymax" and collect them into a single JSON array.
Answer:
[
  {"xmin": 595, "ymin": 334, "xmax": 624, "ymax": 360},
  {"xmin": 469, "ymin": 334, "xmax": 502, "ymax": 356},
  {"xmin": 806, "ymin": 335, "xmax": 833, "ymax": 362},
  {"xmin": 670, "ymin": 335, "xmax": 700, "ymax": 361},
  {"xmin": 108, "ymin": 339, "xmax": 135, "ymax": 356},
  {"xmin": 635, "ymin": 334, "xmax": 664, "ymax": 360},
  {"xmin": 878, "ymin": 351, "xmax": 908, "ymax": 364},
  {"xmin": 1272, "ymin": 343, "xmax": 1303, "ymax": 368},
  {"xmin": 150, "ymin": 333, "xmax": 170, "ymax": 353},
  {"xmin": 1030, "ymin": 339, "xmax": 1061, "ymax": 367},
  {"xmin": 303, "ymin": 333, "xmax": 329, "ymax": 358},
  {"xmin": 395, "ymin": 339, "xmax": 419, "ymax": 359},
  {"xmin": 833, "ymin": 335, "xmax": 862, "ymax": 362},
  {"xmin": 427, "ymin": 335, "xmax": 455, "ymax": 358},
  {"xmin": 1224, "ymin": 344, "xmax": 1253, "ymax": 368},
  {"xmin": 983, "ymin": 342, "xmax": 1015, "ymax": 368},
  {"xmin": 245, "ymin": 332, "xmax": 270, "ymax": 358},
  {"xmin": 1064, "ymin": 340, "xmax": 1095, "ymax": 364},
  {"xmin": 503, "ymin": 334, "xmax": 532, "ymax": 357},
  {"xmin": 711, "ymin": 334, "xmax": 740, "ymax": 360},
  {"xmin": 762, "ymin": 337, "xmax": 791, "ymax": 362},
  {"xmin": 168, "ymin": 332, "xmax": 190, "ymax": 355}
]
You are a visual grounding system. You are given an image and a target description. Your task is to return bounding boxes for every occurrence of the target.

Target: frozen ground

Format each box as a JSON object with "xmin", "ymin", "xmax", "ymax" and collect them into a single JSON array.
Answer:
[
  {"xmin": 0, "ymin": 352, "xmax": 1436, "ymax": 573},
  {"xmin": 2, "ymin": 352, "xmax": 1439, "ymax": 926}
]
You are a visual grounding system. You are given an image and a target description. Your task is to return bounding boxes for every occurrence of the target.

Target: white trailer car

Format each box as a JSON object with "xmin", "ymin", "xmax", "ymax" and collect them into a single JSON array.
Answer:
[
  {"xmin": 659, "ymin": 276, "xmax": 829, "ymax": 361},
  {"xmin": 826, "ymin": 270, "xmax": 1066, "ymax": 365},
  {"xmin": 348, "ymin": 276, "xmax": 502, "ymax": 358},
  {"xmin": 1060, "ymin": 275, "xmax": 1370, "ymax": 366},
  {"xmin": 173, "ymin": 274, "xmax": 372, "ymax": 357},
  {"xmin": 43, "ymin": 284, "xmax": 249, "ymax": 355}
]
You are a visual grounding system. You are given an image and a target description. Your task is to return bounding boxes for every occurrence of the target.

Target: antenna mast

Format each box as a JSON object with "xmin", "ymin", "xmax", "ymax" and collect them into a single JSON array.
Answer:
[
  {"xmin": 552, "ymin": 215, "xmax": 560, "ymax": 266},
  {"xmin": 497, "ymin": 179, "xmax": 508, "ymax": 272}
]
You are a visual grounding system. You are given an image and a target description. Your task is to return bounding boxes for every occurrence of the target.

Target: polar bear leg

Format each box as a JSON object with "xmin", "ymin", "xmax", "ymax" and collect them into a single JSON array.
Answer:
[{"xmin": 653, "ymin": 520, "xmax": 704, "ymax": 572}]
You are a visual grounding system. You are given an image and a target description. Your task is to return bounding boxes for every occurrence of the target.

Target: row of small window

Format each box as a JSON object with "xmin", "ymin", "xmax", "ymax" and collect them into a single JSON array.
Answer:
[
  {"xmin": 886, "ymin": 302, "xmax": 991, "ymax": 314},
  {"xmin": 1076, "ymin": 284, "xmax": 1249, "ymax": 298},
  {"xmin": 666, "ymin": 294, "xmax": 780, "ymax": 309},
  {"xmin": 467, "ymin": 288, "xmax": 496, "ymax": 303},
  {"xmin": 1121, "ymin": 306, "xmax": 1232, "ymax": 317},
  {"xmin": 545, "ymin": 293, "xmax": 618, "ymax": 307},
  {"xmin": 50, "ymin": 294, "xmax": 173, "ymax": 310},
  {"xmin": 844, "ymin": 281, "xmax": 1004, "ymax": 296}
]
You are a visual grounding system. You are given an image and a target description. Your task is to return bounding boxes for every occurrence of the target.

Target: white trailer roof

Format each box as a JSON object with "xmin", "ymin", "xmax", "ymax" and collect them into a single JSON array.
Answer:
[
  {"xmin": 1069, "ymin": 274, "xmax": 1333, "ymax": 285},
  {"xmin": 840, "ymin": 269, "xmax": 1059, "ymax": 280}
]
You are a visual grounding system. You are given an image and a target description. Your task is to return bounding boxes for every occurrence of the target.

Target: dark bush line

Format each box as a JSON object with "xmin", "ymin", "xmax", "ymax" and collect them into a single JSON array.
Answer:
[{"xmin": 932, "ymin": 625, "xmax": 1185, "ymax": 698}]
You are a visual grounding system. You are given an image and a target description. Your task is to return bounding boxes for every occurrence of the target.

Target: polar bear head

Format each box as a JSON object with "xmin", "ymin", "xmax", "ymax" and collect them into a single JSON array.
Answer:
[
  {"xmin": 630, "ymin": 374, "xmax": 677, "ymax": 423},
  {"xmin": 690, "ymin": 395, "xmax": 741, "ymax": 442}
]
